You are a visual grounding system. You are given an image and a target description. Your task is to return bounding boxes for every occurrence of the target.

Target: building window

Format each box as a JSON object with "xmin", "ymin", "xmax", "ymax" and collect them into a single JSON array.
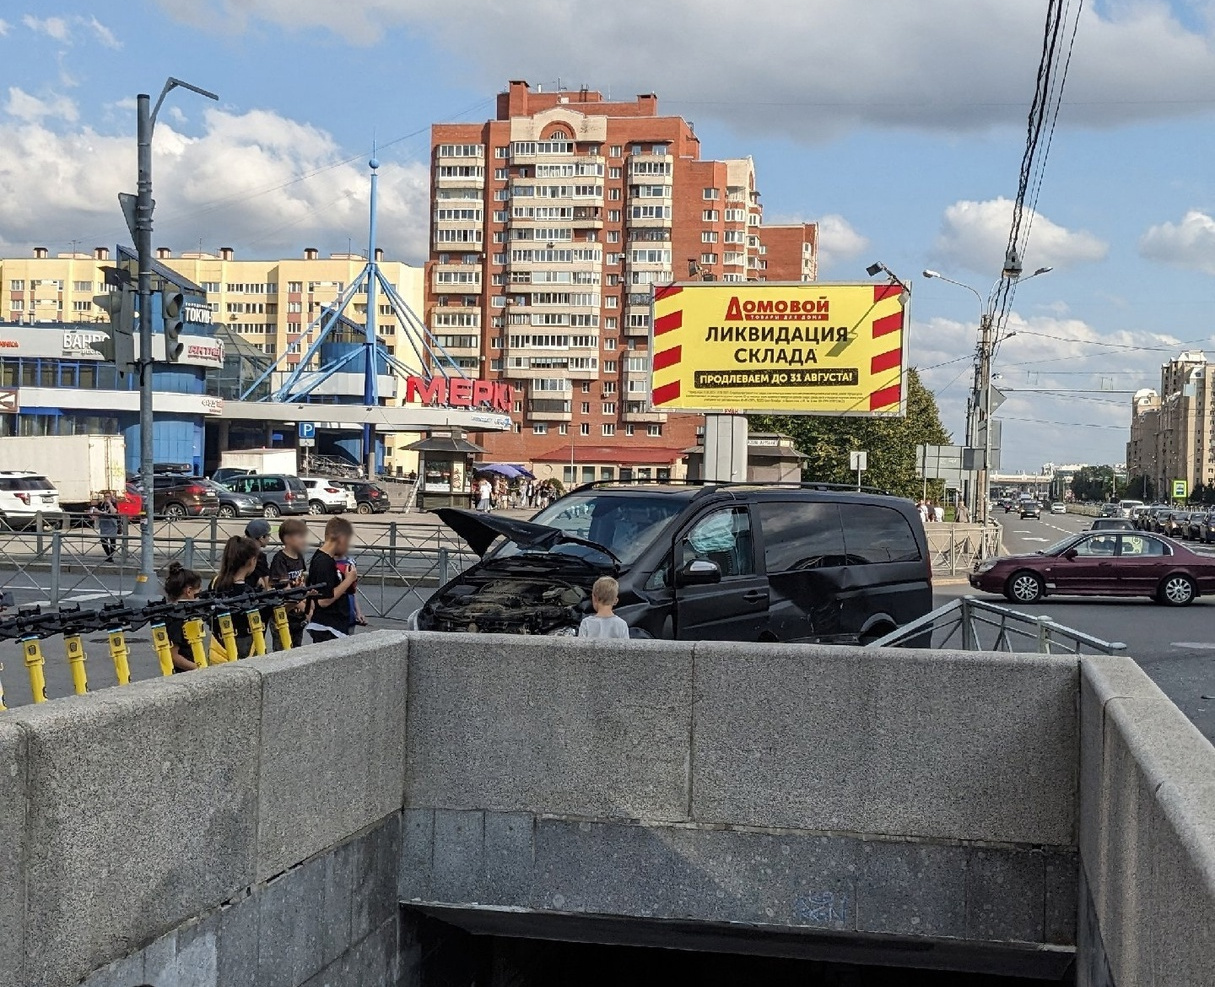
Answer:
[
  {"xmin": 533, "ymin": 423, "xmax": 547, "ymax": 434},
  {"xmin": 701, "ymin": 231, "xmax": 718, "ymax": 243},
  {"xmin": 72, "ymin": 280, "xmax": 92, "ymax": 292},
  {"xmin": 602, "ymin": 403, "xmax": 616, "ymax": 415},
  {"xmin": 9, "ymin": 281, "xmax": 24, "ymax": 291},
  {"xmin": 604, "ymin": 338, "xmax": 617, "ymax": 350},
  {"xmin": 648, "ymin": 425, "xmax": 663, "ymax": 436},
  {"xmin": 604, "ymin": 360, "xmax": 617, "ymax": 373},
  {"xmin": 703, "ymin": 188, "xmax": 719, "ymax": 200},
  {"xmin": 701, "ymin": 253, "xmax": 718, "ymax": 264},
  {"xmin": 559, "ymin": 424, "xmax": 569, "ymax": 435},
  {"xmin": 602, "ymin": 423, "xmax": 616, "ymax": 436},
  {"xmin": 580, "ymin": 423, "xmax": 590, "ymax": 436},
  {"xmin": 581, "ymin": 402, "xmax": 590, "ymax": 414},
  {"xmin": 610, "ymin": 145, "xmax": 622, "ymax": 157}
]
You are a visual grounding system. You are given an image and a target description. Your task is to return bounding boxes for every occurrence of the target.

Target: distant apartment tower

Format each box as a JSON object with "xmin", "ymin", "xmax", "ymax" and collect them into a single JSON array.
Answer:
[
  {"xmin": 427, "ymin": 80, "xmax": 818, "ymax": 477},
  {"xmin": 1126, "ymin": 387, "xmax": 1161, "ymax": 493},
  {"xmin": 1129, "ymin": 351, "xmax": 1215, "ymax": 497}
]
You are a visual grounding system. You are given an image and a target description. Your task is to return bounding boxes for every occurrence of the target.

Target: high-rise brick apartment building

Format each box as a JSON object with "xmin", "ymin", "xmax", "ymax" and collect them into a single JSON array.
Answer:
[{"xmin": 428, "ymin": 81, "xmax": 818, "ymax": 481}]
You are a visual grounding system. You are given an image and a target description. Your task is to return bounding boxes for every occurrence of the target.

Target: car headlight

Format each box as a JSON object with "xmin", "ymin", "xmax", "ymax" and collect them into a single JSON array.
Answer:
[
  {"xmin": 976, "ymin": 559, "xmax": 999, "ymax": 573},
  {"xmin": 547, "ymin": 626, "xmax": 578, "ymax": 637}
]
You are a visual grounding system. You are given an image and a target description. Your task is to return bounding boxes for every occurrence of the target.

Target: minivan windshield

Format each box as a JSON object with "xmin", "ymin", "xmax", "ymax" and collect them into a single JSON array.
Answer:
[{"xmin": 487, "ymin": 492, "xmax": 688, "ymax": 566}]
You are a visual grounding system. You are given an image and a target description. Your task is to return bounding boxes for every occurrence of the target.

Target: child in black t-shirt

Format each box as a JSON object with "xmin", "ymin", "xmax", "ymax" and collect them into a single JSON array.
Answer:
[
  {"xmin": 269, "ymin": 518, "xmax": 310, "ymax": 648},
  {"xmin": 306, "ymin": 516, "xmax": 358, "ymax": 643},
  {"xmin": 162, "ymin": 562, "xmax": 202, "ymax": 672},
  {"xmin": 210, "ymin": 535, "xmax": 261, "ymax": 658}
]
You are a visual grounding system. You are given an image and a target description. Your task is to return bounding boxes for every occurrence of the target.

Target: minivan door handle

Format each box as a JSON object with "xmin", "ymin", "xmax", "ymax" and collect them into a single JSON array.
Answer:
[{"xmin": 742, "ymin": 589, "xmax": 767, "ymax": 603}]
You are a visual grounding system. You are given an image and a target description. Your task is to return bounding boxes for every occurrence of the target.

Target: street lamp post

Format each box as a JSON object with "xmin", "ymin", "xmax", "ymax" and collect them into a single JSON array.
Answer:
[
  {"xmin": 127, "ymin": 79, "xmax": 217, "ymax": 604},
  {"xmin": 922, "ymin": 267, "xmax": 1051, "ymax": 524}
]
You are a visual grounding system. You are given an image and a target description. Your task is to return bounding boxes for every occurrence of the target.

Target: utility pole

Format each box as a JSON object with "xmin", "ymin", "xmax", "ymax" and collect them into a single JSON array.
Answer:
[
  {"xmin": 126, "ymin": 80, "xmax": 217, "ymax": 604},
  {"xmin": 977, "ymin": 313, "xmax": 994, "ymax": 526}
]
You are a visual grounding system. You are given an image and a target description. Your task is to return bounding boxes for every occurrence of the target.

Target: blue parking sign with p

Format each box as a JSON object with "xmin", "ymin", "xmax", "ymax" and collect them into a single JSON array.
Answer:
[{"xmin": 299, "ymin": 422, "xmax": 316, "ymax": 441}]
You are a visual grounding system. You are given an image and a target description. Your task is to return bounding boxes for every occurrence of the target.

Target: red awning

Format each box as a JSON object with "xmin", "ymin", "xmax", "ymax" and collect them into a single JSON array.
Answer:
[{"xmin": 533, "ymin": 444, "xmax": 686, "ymax": 466}]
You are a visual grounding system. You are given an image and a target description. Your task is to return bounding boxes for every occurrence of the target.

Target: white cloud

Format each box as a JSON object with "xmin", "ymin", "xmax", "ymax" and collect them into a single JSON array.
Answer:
[
  {"xmin": 20, "ymin": 13, "xmax": 120, "ymax": 48},
  {"xmin": 932, "ymin": 197, "xmax": 1107, "ymax": 276},
  {"xmin": 913, "ymin": 311, "xmax": 1204, "ymax": 469},
  {"xmin": 153, "ymin": 0, "xmax": 1215, "ymax": 140},
  {"xmin": 1138, "ymin": 210, "xmax": 1215, "ymax": 275},
  {"xmin": 22, "ymin": 15, "xmax": 70, "ymax": 43},
  {"xmin": 0, "ymin": 19, "xmax": 10, "ymax": 36},
  {"xmin": 0, "ymin": 108, "xmax": 430, "ymax": 263},
  {"xmin": 4, "ymin": 87, "xmax": 78, "ymax": 124},
  {"xmin": 85, "ymin": 16, "xmax": 121, "ymax": 49},
  {"xmin": 815, "ymin": 214, "xmax": 869, "ymax": 271}
]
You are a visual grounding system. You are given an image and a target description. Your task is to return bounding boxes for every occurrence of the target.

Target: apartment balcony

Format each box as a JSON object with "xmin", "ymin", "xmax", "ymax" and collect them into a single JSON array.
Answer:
[
  {"xmin": 571, "ymin": 207, "xmax": 604, "ymax": 229},
  {"xmin": 526, "ymin": 398, "xmax": 573, "ymax": 421},
  {"xmin": 432, "ymin": 279, "xmax": 482, "ymax": 294},
  {"xmin": 622, "ymin": 406, "xmax": 667, "ymax": 424},
  {"xmin": 435, "ymin": 171, "xmax": 485, "ymax": 187},
  {"xmin": 628, "ymin": 155, "xmax": 674, "ymax": 180},
  {"xmin": 626, "ymin": 213, "xmax": 673, "ymax": 229}
]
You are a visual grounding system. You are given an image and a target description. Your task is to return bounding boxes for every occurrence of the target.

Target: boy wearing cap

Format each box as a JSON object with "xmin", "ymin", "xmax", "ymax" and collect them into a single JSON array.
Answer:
[{"xmin": 244, "ymin": 519, "xmax": 273, "ymax": 590}]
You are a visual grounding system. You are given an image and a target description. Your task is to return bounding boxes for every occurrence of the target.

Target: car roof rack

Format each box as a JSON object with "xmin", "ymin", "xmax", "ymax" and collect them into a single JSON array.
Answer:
[{"xmin": 568, "ymin": 477, "xmax": 894, "ymax": 497}]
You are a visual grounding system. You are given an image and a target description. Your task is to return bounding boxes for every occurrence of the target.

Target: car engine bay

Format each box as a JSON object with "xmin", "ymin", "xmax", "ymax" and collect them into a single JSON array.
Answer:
[{"xmin": 420, "ymin": 573, "xmax": 589, "ymax": 634}]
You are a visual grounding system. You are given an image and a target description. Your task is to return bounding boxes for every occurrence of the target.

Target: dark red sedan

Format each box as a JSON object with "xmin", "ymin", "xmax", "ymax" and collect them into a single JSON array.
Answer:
[{"xmin": 969, "ymin": 530, "xmax": 1215, "ymax": 606}]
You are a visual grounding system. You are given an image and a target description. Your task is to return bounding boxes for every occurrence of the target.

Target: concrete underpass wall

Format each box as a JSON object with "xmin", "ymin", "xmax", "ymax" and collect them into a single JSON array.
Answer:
[
  {"xmin": 401, "ymin": 637, "xmax": 1081, "ymax": 973},
  {"xmin": 0, "ymin": 631, "xmax": 409, "ymax": 987},
  {"xmin": 1078, "ymin": 657, "xmax": 1215, "ymax": 987}
]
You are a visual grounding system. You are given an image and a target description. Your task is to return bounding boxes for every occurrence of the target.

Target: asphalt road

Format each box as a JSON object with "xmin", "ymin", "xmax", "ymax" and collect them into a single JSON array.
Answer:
[{"xmin": 942, "ymin": 509, "xmax": 1215, "ymax": 742}]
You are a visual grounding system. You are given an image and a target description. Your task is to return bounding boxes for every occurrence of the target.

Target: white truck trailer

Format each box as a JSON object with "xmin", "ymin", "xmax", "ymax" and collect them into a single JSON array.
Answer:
[{"xmin": 0, "ymin": 434, "xmax": 127, "ymax": 511}]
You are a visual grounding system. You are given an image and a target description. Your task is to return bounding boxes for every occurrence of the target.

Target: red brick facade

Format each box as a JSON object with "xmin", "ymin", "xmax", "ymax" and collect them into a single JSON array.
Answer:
[{"xmin": 427, "ymin": 81, "xmax": 817, "ymax": 480}]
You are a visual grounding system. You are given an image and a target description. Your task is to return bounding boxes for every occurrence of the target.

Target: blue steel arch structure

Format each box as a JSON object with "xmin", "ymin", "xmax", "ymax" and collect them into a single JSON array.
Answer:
[{"xmin": 238, "ymin": 157, "xmax": 470, "ymax": 470}]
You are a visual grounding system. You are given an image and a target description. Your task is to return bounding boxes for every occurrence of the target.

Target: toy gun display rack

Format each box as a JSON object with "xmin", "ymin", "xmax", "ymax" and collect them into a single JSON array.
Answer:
[{"xmin": 0, "ymin": 583, "xmax": 319, "ymax": 710}]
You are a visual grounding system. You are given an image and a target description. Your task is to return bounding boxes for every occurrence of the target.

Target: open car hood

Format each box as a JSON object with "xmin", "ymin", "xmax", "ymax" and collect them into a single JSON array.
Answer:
[{"xmin": 435, "ymin": 507, "xmax": 620, "ymax": 563}]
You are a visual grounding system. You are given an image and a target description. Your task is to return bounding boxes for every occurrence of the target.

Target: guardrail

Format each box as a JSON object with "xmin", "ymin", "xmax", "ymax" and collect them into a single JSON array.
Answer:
[
  {"xmin": 0, "ymin": 522, "xmax": 477, "ymax": 620},
  {"xmin": 924, "ymin": 523, "xmax": 1003, "ymax": 575},
  {"xmin": 866, "ymin": 595, "xmax": 1127, "ymax": 655}
]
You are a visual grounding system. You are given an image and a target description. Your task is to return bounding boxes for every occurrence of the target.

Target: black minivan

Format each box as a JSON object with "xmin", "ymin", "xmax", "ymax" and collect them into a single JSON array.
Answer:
[{"xmin": 411, "ymin": 481, "xmax": 932, "ymax": 644}]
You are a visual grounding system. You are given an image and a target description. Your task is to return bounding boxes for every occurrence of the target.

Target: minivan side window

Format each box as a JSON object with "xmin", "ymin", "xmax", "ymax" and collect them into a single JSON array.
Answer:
[
  {"xmin": 680, "ymin": 507, "xmax": 754, "ymax": 577},
  {"xmin": 265, "ymin": 477, "xmax": 285, "ymax": 492},
  {"xmin": 841, "ymin": 505, "xmax": 921, "ymax": 564},
  {"xmin": 756, "ymin": 502, "xmax": 847, "ymax": 571}
]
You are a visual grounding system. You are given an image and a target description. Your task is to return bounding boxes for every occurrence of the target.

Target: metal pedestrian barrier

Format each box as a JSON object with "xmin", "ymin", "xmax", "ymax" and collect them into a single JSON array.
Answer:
[
  {"xmin": 0, "ymin": 583, "xmax": 316, "ymax": 707},
  {"xmin": 865, "ymin": 595, "xmax": 1127, "ymax": 655}
]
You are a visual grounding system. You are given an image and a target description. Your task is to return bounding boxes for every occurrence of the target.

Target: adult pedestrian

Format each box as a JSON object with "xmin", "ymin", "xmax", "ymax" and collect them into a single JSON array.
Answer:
[
  {"xmin": 476, "ymin": 476, "xmax": 492, "ymax": 512},
  {"xmin": 93, "ymin": 490, "xmax": 119, "ymax": 562},
  {"xmin": 956, "ymin": 500, "xmax": 971, "ymax": 524}
]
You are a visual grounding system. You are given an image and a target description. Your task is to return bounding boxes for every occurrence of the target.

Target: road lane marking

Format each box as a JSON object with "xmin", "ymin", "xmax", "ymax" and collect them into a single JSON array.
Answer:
[
  {"xmin": 1023, "ymin": 537, "xmax": 1050, "ymax": 542},
  {"xmin": 1171, "ymin": 642, "xmax": 1215, "ymax": 650}
]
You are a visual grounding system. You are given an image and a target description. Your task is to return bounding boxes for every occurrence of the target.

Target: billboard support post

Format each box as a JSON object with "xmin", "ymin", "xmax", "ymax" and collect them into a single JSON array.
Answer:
[{"xmin": 703, "ymin": 414, "xmax": 749, "ymax": 482}]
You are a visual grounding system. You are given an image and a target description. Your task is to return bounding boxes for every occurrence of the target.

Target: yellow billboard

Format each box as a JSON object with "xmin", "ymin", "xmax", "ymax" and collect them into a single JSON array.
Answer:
[{"xmin": 649, "ymin": 282, "xmax": 908, "ymax": 416}]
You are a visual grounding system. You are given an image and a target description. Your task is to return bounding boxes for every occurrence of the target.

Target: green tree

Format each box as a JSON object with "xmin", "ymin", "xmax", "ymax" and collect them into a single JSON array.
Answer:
[
  {"xmin": 751, "ymin": 368, "xmax": 951, "ymax": 500},
  {"xmin": 1069, "ymin": 465, "xmax": 1117, "ymax": 502},
  {"xmin": 1124, "ymin": 475, "xmax": 1154, "ymax": 501}
]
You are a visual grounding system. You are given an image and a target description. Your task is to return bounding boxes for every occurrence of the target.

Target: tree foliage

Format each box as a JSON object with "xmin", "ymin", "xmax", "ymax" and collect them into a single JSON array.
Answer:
[
  {"xmin": 1069, "ymin": 465, "xmax": 1117, "ymax": 502},
  {"xmin": 750, "ymin": 369, "xmax": 951, "ymax": 500}
]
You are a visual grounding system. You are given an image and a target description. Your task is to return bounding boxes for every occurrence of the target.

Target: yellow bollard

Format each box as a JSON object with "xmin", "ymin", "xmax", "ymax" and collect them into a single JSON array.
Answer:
[
  {"xmin": 63, "ymin": 634, "xmax": 89, "ymax": 695},
  {"xmin": 22, "ymin": 637, "xmax": 47, "ymax": 703},
  {"xmin": 246, "ymin": 609, "xmax": 267, "ymax": 658},
  {"xmin": 216, "ymin": 611, "xmax": 238, "ymax": 663},
  {"xmin": 184, "ymin": 617, "xmax": 208, "ymax": 668},
  {"xmin": 272, "ymin": 604, "xmax": 292, "ymax": 651},
  {"xmin": 107, "ymin": 628, "xmax": 132, "ymax": 685},
  {"xmin": 151, "ymin": 623, "xmax": 174, "ymax": 676}
]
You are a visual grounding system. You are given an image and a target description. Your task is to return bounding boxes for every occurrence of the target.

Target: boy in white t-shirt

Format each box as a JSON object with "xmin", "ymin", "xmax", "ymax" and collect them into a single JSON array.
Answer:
[{"xmin": 578, "ymin": 576, "xmax": 630, "ymax": 640}]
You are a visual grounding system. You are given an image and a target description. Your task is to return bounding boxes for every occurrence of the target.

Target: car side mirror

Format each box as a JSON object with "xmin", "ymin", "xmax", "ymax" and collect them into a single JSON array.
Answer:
[
  {"xmin": 1063, "ymin": 548, "xmax": 1078, "ymax": 560},
  {"xmin": 676, "ymin": 558, "xmax": 721, "ymax": 587}
]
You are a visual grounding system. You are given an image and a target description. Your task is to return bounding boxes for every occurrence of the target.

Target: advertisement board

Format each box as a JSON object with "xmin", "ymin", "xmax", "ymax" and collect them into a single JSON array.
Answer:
[{"xmin": 649, "ymin": 282, "xmax": 908, "ymax": 416}]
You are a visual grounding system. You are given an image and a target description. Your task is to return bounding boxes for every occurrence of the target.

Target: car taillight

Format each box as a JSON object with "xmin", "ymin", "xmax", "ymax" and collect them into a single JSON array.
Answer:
[
  {"xmin": 285, "ymin": 492, "xmax": 295, "ymax": 501},
  {"xmin": 325, "ymin": 487, "xmax": 340, "ymax": 493},
  {"xmin": 14, "ymin": 492, "xmax": 28, "ymax": 505},
  {"xmin": 185, "ymin": 484, "xmax": 207, "ymax": 495}
]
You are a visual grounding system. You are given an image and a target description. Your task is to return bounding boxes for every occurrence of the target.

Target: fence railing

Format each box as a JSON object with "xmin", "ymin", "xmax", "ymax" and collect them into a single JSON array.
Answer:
[
  {"xmin": 866, "ymin": 595, "xmax": 1127, "ymax": 655},
  {"xmin": 0, "ymin": 523, "xmax": 477, "ymax": 621},
  {"xmin": 923, "ymin": 523, "xmax": 1003, "ymax": 576}
]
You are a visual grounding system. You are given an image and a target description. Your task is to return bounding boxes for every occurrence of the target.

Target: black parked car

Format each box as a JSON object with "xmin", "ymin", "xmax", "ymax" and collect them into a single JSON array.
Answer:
[
  {"xmin": 410, "ymin": 481, "xmax": 932, "ymax": 644},
  {"xmin": 1195, "ymin": 512, "xmax": 1215, "ymax": 545},
  {"xmin": 337, "ymin": 480, "xmax": 392, "ymax": 514}
]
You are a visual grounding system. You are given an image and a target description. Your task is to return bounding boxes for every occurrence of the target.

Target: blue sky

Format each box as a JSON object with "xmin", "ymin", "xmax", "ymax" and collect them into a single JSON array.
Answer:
[{"xmin": 3, "ymin": 0, "xmax": 1215, "ymax": 469}]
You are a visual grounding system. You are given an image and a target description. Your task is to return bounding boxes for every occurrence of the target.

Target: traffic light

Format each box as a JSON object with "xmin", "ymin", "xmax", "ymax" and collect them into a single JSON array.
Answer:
[
  {"xmin": 161, "ymin": 288, "xmax": 185, "ymax": 362},
  {"xmin": 91, "ymin": 278, "xmax": 136, "ymax": 374}
]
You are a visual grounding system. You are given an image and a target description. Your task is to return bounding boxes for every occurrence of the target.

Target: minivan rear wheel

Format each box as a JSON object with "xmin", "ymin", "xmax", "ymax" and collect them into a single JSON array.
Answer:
[{"xmin": 1005, "ymin": 571, "xmax": 1044, "ymax": 604}]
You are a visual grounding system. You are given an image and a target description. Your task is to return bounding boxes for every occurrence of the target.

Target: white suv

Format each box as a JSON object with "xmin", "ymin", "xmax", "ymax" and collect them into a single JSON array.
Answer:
[
  {"xmin": 301, "ymin": 477, "xmax": 355, "ymax": 515},
  {"xmin": 0, "ymin": 472, "xmax": 62, "ymax": 528}
]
